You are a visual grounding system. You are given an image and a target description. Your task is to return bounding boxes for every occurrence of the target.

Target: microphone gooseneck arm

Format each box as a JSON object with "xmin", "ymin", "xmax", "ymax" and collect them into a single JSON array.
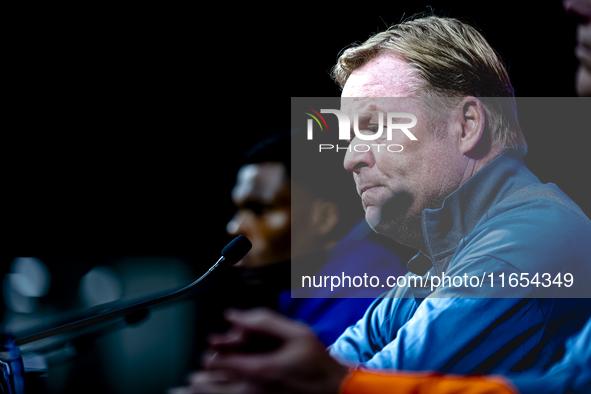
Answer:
[{"xmin": 15, "ymin": 235, "xmax": 252, "ymax": 346}]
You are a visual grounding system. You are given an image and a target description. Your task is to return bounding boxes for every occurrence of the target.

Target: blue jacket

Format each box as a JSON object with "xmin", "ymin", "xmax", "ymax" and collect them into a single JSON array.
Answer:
[
  {"xmin": 510, "ymin": 315, "xmax": 591, "ymax": 393},
  {"xmin": 329, "ymin": 153, "xmax": 591, "ymax": 374}
]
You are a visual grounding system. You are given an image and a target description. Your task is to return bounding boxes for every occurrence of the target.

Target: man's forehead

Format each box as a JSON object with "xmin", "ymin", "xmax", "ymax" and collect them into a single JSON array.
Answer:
[
  {"xmin": 232, "ymin": 163, "xmax": 288, "ymax": 203},
  {"xmin": 340, "ymin": 96, "xmax": 409, "ymax": 115},
  {"xmin": 341, "ymin": 54, "xmax": 413, "ymax": 101}
]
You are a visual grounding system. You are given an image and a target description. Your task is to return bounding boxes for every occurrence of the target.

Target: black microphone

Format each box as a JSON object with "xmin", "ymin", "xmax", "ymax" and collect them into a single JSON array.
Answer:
[
  {"xmin": 14, "ymin": 235, "xmax": 252, "ymax": 346},
  {"xmin": 221, "ymin": 235, "xmax": 252, "ymax": 265}
]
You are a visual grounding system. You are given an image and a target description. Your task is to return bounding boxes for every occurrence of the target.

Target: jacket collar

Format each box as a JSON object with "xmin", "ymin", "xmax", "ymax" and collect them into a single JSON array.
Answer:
[{"xmin": 407, "ymin": 152, "xmax": 540, "ymax": 275}]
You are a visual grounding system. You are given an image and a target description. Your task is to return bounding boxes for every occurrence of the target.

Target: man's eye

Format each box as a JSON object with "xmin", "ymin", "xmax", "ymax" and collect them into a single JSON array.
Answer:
[
  {"xmin": 244, "ymin": 202, "xmax": 270, "ymax": 216},
  {"xmin": 349, "ymin": 125, "xmax": 384, "ymax": 141},
  {"xmin": 365, "ymin": 125, "xmax": 381, "ymax": 134},
  {"xmin": 359, "ymin": 125, "xmax": 384, "ymax": 135}
]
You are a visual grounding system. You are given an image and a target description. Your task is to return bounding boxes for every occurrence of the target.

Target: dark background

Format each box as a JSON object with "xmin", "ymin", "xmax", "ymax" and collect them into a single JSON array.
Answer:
[
  {"xmin": 6, "ymin": 0, "xmax": 587, "ymax": 262},
  {"xmin": 3, "ymin": 2, "xmax": 590, "ymax": 393}
]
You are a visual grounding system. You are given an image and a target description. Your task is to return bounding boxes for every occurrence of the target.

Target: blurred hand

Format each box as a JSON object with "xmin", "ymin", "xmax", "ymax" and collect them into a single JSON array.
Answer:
[{"xmin": 171, "ymin": 308, "xmax": 349, "ymax": 394}]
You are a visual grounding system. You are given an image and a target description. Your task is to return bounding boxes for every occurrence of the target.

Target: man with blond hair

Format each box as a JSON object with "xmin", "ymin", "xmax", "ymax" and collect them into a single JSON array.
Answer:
[{"xmin": 173, "ymin": 14, "xmax": 591, "ymax": 394}]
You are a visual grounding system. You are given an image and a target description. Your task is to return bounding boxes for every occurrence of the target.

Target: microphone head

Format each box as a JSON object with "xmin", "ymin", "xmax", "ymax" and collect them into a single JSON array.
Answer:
[{"xmin": 221, "ymin": 235, "xmax": 252, "ymax": 265}]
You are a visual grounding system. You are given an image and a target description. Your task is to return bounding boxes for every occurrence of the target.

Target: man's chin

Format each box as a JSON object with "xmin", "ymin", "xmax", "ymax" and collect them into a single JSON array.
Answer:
[
  {"xmin": 233, "ymin": 256, "xmax": 283, "ymax": 269},
  {"xmin": 233, "ymin": 258, "xmax": 246, "ymax": 267},
  {"xmin": 366, "ymin": 208, "xmax": 423, "ymax": 248},
  {"xmin": 364, "ymin": 208, "xmax": 383, "ymax": 232},
  {"xmin": 233, "ymin": 257, "xmax": 259, "ymax": 268},
  {"xmin": 365, "ymin": 211, "xmax": 401, "ymax": 239}
]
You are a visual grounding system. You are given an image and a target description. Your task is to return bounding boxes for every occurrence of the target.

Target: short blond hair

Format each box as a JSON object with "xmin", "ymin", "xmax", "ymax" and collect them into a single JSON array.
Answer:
[{"xmin": 332, "ymin": 15, "xmax": 527, "ymax": 157}]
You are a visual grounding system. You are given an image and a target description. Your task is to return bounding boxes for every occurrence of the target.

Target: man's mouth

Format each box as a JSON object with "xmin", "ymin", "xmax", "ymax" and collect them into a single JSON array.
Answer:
[
  {"xmin": 576, "ymin": 42, "xmax": 591, "ymax": 70},
  {"xmin": 360, "ymin": 185, "xmax": 380, "ymax": 195},
  {"xmin": 576, "ymin": 41, "xmax": 591, "ymax": 57}
]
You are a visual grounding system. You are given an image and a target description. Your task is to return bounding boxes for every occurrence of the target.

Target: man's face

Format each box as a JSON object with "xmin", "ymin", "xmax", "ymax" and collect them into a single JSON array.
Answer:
[
  {"xmin": 564, "ymin": 0, "xmax": 591, "ymax": 96},
  {"xmin": 226, "ymin": 162, "xmax": 291, "ymax": 268},
  {"xmin": 342, "ymin": 55, "xmax": 463, "ymax": 246}
]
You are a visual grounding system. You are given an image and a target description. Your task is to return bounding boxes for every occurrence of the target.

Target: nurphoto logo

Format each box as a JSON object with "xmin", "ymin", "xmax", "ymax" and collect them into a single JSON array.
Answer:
[{"xmin": 304, "ymin": 108, "xmax": 418, "ymax": 153}]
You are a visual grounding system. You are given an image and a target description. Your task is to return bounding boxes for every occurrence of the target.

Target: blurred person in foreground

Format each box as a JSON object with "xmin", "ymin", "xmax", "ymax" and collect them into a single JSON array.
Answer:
[
  {"xmin": 173, "ymin": 12, "xmax": 591, "ymax": 394},
  {"xmin": 192, "ymin": 130, "xmax": 405, "ymax": 357},
  {"xmin": 566, "ymin": 0, "xmax": 591, "ymax": 96}
]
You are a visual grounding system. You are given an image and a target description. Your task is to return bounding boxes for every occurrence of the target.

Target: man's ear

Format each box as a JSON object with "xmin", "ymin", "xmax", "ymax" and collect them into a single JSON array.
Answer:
[
  {"xmin": 310, "ymin": 199, "xmax": 339, "ymax": 237},
  {"xmin": 456, "ymin": 96, "xmax": 486, "ymax": 156}
]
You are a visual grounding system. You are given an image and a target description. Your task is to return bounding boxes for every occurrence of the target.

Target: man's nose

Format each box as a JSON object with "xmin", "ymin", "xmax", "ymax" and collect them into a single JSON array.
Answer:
[
  {"xmin": 344, "ymin": 139, "xmax": 376, "ymax": 174},
  {"xmin": 226, "ymin": 211, "xmax": 247, "ymax": 236}
]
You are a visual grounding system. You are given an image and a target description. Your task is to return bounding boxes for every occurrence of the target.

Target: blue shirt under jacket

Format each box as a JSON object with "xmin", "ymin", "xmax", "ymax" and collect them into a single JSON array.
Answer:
[
  {"xmin": 280, "ymin": 220, "xmax": 407, "ymax": 347},
  {"xmin": 329, "ymin": 152, "xmax": 591, "ymax": 374}
]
